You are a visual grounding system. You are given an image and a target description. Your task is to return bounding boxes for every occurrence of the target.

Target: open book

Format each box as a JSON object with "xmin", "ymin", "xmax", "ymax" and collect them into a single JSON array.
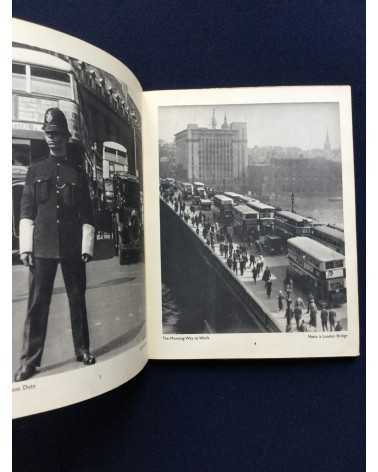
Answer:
[{"xmin": 12, "ymin": 19, "xmax": 360, "ymax": 418}]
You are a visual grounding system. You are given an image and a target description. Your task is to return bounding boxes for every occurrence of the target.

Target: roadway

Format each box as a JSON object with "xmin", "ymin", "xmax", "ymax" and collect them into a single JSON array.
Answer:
[
  {"xmin": 12, "ymin": 236, "xmax": 145, "ymax": 379},
  {"xmin": 164, "ymin": 194, "xmax": 348, "ymax": 333}
]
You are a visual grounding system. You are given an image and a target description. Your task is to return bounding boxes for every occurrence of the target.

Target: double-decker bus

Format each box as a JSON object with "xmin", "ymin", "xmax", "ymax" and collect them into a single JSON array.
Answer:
[
  {"xmin": 311, "ymin": 224, "xmax": 345, "ymax": 255},
  {"xmin": 193, "ymin": 181, "xmax": 206, "ymax": 198},
  {"xmin": 275, "ymin": 210, "xmax": 313, "ymax": 240},
  {"xmin": 233, "ymin": 204, "xmax": 258, "ymax": 237},
  {"xmin": 287, "ymin": 236, "xmax": 346, "ymax": 306},
  {"xmin": 246, "ymin": 199, "xmax": 275, "ymax": 234},
  {"xmin": 223, "ymin": 191, "xmax": 245, "ymax": 205},
  {"xmin": 213, "ymin": 194, "xmax": 234, "ymax": 225},
  {"xmin": 200, "ymin": 199, "xmax": 212, "ymax": 212},
  {"xmin": 102, "ymin": 141, "xmax": 128, "ymax": 179},
  {"xmin": 181, "ymin": 182, "xmax": 193, "ymax": 198},
  {"xmin": 12, "ymin": 46, "xmax": 84, "ymax": 254}
]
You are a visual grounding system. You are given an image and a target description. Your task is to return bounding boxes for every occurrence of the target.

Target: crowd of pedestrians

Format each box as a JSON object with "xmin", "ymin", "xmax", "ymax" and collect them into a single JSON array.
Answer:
[{"xmin": 162, "ymin": 191, "xmax": 344, "ymax": 333}]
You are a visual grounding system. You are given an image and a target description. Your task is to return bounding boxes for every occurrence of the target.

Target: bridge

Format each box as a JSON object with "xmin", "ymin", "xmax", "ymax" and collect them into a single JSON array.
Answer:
[
  {"xmin": 160, "ymin": 197, "xmax": 348, "ymax": 334},
  {"xmin": 160, "ymin": 198, "xmax": 281, "ymax": 334}
]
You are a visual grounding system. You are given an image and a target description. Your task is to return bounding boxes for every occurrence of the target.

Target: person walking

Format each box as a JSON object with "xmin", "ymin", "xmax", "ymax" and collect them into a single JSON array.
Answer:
[
  {"xmin": 252, "ymin": 266, "xmax": 258, "ymax": 284},
  {"xmin": 266, "ymin": 279, "xmax": 272, "ymax": 298},
  {"xmin": 320, "ymin": 305, "xmax": 329, "ymax": 331},
  {"xmin": 232, "ymin": 258, "xmax": 238, "ymax": 275},
  {"xmin": 329, "ymin": 309, "xmax": 337, "ymax": 331},
  {"xmin": 278, "ymin": 290, "xmax": 284, "ymax": 311},
  {"xmin": 262, "ymin": 266, "xmax": 271, "ymax": 287},
  {"xmin": 227, "ymin": 255, "xmax": 233, "ymax": 269},
  {"xmin": 249, "ymin": 253, "xmax": 255, "ymax": 268},
  {"xmin": 294, "ymin": 300, "xmax": 303, "ymax": 330},
  {"xmin": 240, "ymin": 259, "xmax": 244, "ymax": 276},
  {"xmin": 285, "ymin": 304, "xmax": 293, "ymax": 332},
  {"xmin": 14, "ymin": 108, "xmax": 96, "ymax": 382},
  {"xmin": 308, "ymin": 298, "xmax": 318, "ymax": 329}
]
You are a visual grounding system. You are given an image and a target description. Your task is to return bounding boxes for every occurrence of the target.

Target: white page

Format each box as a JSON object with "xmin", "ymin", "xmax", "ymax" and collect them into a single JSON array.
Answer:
[
  {"xmin": 143, "ymin": 86, "xmax": 359, "ymax": 359},
  {"xmin": 12, "ymin": 19, "xmax": 147, "ymax": 418}
]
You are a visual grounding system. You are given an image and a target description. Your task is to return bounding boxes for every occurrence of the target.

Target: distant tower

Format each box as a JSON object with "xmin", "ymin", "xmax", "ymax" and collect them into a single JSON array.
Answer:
[
  {"xmin": 211, "ymin": 109, "xmax": 217, "ymax": 129},
  {"xmin": 221, "ymin": 112, "xmax": 229, "ymax": 129},
  {"xmin": 324, "ymin": 129, "xmax": 331, "ymax": 152}
]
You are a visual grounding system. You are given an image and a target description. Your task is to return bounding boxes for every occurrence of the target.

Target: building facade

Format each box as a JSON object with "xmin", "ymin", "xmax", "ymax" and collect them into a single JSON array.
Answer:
[{"xmin": 174, "ymin": 112, "xmax": 247, "ymax": 188}]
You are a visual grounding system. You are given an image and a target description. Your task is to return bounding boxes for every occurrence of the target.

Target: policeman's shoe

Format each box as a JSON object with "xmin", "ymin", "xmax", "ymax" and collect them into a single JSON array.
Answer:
[
  {"xmin": 77, "ymin": 351, "xmax": 96, "ymax": 365},
  {"xmin": 14, "ymin": 364, "xmax": 36, "ymax": 382}
]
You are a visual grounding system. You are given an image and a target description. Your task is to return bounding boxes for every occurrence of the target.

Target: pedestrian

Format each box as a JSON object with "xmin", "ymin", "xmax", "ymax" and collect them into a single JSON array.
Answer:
[
  {"xmin": 224, "ymin": 244, "xmax": 228, "ymax": 258},
  {"xmin": 285, "ymin": 305, "xmax": 293, "ymax": 332},
  {"xmin": 14, "ymin": 108, "xmax": 96, "ymax": 382},
  {"xmin": 306, "ymin": 293, "xmax": 314, "ymax": 313},
  {"xmin": 232, "ymin": 259, "xmax": 238, "ymax": 274},
  {"xmin": 294, "ymin": 301, "xmax": 303, "ymax": 330},
  {"xmin": 249, "ymin": 253, "xmax": 255, "ymax": 268},
  {"xmin": 329, "ymin": 309, "xmax": 337, "ymax": 331},
  {"xmin": 308, "ymin": 298, "xmax": 318, "ymax": 329},
  {"xmin": 295, "ymin": 297, "xmax": 305, "ymax": 310},
  {"xmin": 240, "ymin": 260, "xmax": 244, "ymax": 276},
  {"xmin": 252, "ymin": 266, "xmax": 258, "ymax": 284},
  {"xmin": 278, "ymin": 290, "xmax": 284, "ymax": 311},
  {"xmin": 262, "ymin": 266, "xmax": 271, "ymax": 286},
  {"xmin": 266, "ymin": 279, "xmax": 272, "ymax": 298},
  {"xmin": 320, "ymin": 305, "xmax": 329, "ymax": 331},
  {"xmin": 227, "ymin": 256, "xmax": 233, "ymax": 269}
]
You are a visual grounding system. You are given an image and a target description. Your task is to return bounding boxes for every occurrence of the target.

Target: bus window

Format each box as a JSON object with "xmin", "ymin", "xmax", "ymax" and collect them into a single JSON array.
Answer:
[
  {"xmin": 12, "ymin": 140, "xmax": 30, "ymax": 167},
  {"xmin": 30, "ymin": 66, "xmax": 73, "ymax": 99},
  {"xmin": 12, "ymin": 63, "xmax": 27, "ymax": 91}
]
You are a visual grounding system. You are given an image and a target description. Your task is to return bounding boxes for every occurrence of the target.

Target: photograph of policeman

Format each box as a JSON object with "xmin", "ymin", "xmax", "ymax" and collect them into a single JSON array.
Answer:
[
  {"xmin": 12, "ymin": 44, "xmax": 145, "ymax": 382},
  {"xmin": 14, "ymin": 108, "xmax": 96, "ymax": 382}
]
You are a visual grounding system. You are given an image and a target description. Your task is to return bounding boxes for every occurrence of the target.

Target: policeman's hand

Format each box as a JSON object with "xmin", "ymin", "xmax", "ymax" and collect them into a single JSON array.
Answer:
[
  {"xmin": 82, "ymin": 253, "xmax": 92, "ymax": 263},
  {"xmin": 20, "ymin": 252, "xmax": 34, "ymax": 267}
]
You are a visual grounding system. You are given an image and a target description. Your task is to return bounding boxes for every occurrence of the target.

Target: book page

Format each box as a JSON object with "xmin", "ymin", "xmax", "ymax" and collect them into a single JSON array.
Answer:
[
  {"xmin": 143, "ymin": 86, "xmax": 359, "ymax": 359},
  {"xmin": 12, "ymin": 19, "xmax": 147, "ymax": 418}
]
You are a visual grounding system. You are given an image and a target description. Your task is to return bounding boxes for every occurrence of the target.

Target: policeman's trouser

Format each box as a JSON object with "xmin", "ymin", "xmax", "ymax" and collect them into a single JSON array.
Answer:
[{"xmin": 20, "ymin": 257, "xmax": 90, "ymax": 368}]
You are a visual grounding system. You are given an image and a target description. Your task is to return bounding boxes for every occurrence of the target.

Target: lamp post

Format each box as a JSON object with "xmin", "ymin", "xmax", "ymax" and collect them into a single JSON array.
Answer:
[{"xmin": 291, "ymin": 192, "xmax": 295, "ymax": 213}]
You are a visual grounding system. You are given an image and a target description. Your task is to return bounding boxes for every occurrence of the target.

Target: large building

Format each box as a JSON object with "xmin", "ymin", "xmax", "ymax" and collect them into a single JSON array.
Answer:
[{"xmin": 174, "ymin": 111, "xmax": 247, "ymax": 188}]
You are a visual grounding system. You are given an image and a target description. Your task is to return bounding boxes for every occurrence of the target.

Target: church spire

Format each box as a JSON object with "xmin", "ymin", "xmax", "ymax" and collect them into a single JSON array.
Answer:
[
  {"xmin": 221, "ymin": 112, "xmax": 229, "ymax": 129},
  {"xmin": 211, "ymin": 109, "xmax": 217, "ymax": 129}
]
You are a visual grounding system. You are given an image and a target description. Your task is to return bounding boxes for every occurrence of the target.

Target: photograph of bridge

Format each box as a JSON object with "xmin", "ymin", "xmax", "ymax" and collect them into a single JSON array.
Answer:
[{"xmin": 159, "ymin": 103, "xmax": 347, "ymax": 334}]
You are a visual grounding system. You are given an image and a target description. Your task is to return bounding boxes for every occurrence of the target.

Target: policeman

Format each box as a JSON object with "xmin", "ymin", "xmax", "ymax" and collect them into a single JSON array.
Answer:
[{"xmin": 14, "ymin": 108, "xmax": 96, "ymax": 382}]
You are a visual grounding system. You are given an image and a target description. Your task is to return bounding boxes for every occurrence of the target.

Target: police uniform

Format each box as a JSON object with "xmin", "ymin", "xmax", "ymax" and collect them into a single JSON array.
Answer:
[{"xmin": 15, "ymin": 108, "xmax": 95, "ymax": 381}]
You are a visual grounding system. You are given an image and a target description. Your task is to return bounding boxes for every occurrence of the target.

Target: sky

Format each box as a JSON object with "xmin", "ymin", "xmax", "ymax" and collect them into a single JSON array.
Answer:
[{"xmin": 159, "ymin": 102, "xmax": 340, "ymax": 150}]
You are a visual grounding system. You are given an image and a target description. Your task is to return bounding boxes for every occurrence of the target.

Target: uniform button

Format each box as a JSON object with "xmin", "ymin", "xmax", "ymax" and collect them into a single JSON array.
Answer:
[
  {"xmin": 57, "ymin": 176, "xmax": 60, "ymax": 180},
  {"xmin": 57, "ymin": 219, "xmax": 60, "ymax": 223},
  {"xmin": 57, "ymin": 163, "xmax": 60, "ymax": 167},
  {"xmin": 56, "ymin": 205, "xmax": 60, "ymax": 209}
]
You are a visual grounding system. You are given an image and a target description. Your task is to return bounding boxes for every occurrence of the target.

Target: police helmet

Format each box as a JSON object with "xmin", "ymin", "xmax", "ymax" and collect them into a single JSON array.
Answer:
[{"xmin": 42, "ymin": 107, "xmax": 71, "ymax": 137}]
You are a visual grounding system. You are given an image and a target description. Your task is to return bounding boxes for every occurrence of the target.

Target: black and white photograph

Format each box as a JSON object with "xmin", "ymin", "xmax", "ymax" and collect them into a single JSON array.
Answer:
[
  {"xmin": 159, "ymin": 103, "xmax": 348, "ymax": 335},
  {"xmin": 12, "ymin": 42, "xmax": 145, "ymax": 384}
]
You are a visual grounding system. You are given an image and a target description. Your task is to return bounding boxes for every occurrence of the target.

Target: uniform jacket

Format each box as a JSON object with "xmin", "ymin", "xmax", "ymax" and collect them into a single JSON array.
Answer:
[{"xmin": 20, "ymin": 155, "xmax": 94, "ymax": 259}]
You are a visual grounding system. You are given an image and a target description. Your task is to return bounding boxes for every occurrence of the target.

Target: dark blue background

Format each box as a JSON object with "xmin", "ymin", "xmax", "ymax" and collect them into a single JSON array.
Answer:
[{"xmin": 13, "ymin": 1, "xmax": 365, "ymax": 471}]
